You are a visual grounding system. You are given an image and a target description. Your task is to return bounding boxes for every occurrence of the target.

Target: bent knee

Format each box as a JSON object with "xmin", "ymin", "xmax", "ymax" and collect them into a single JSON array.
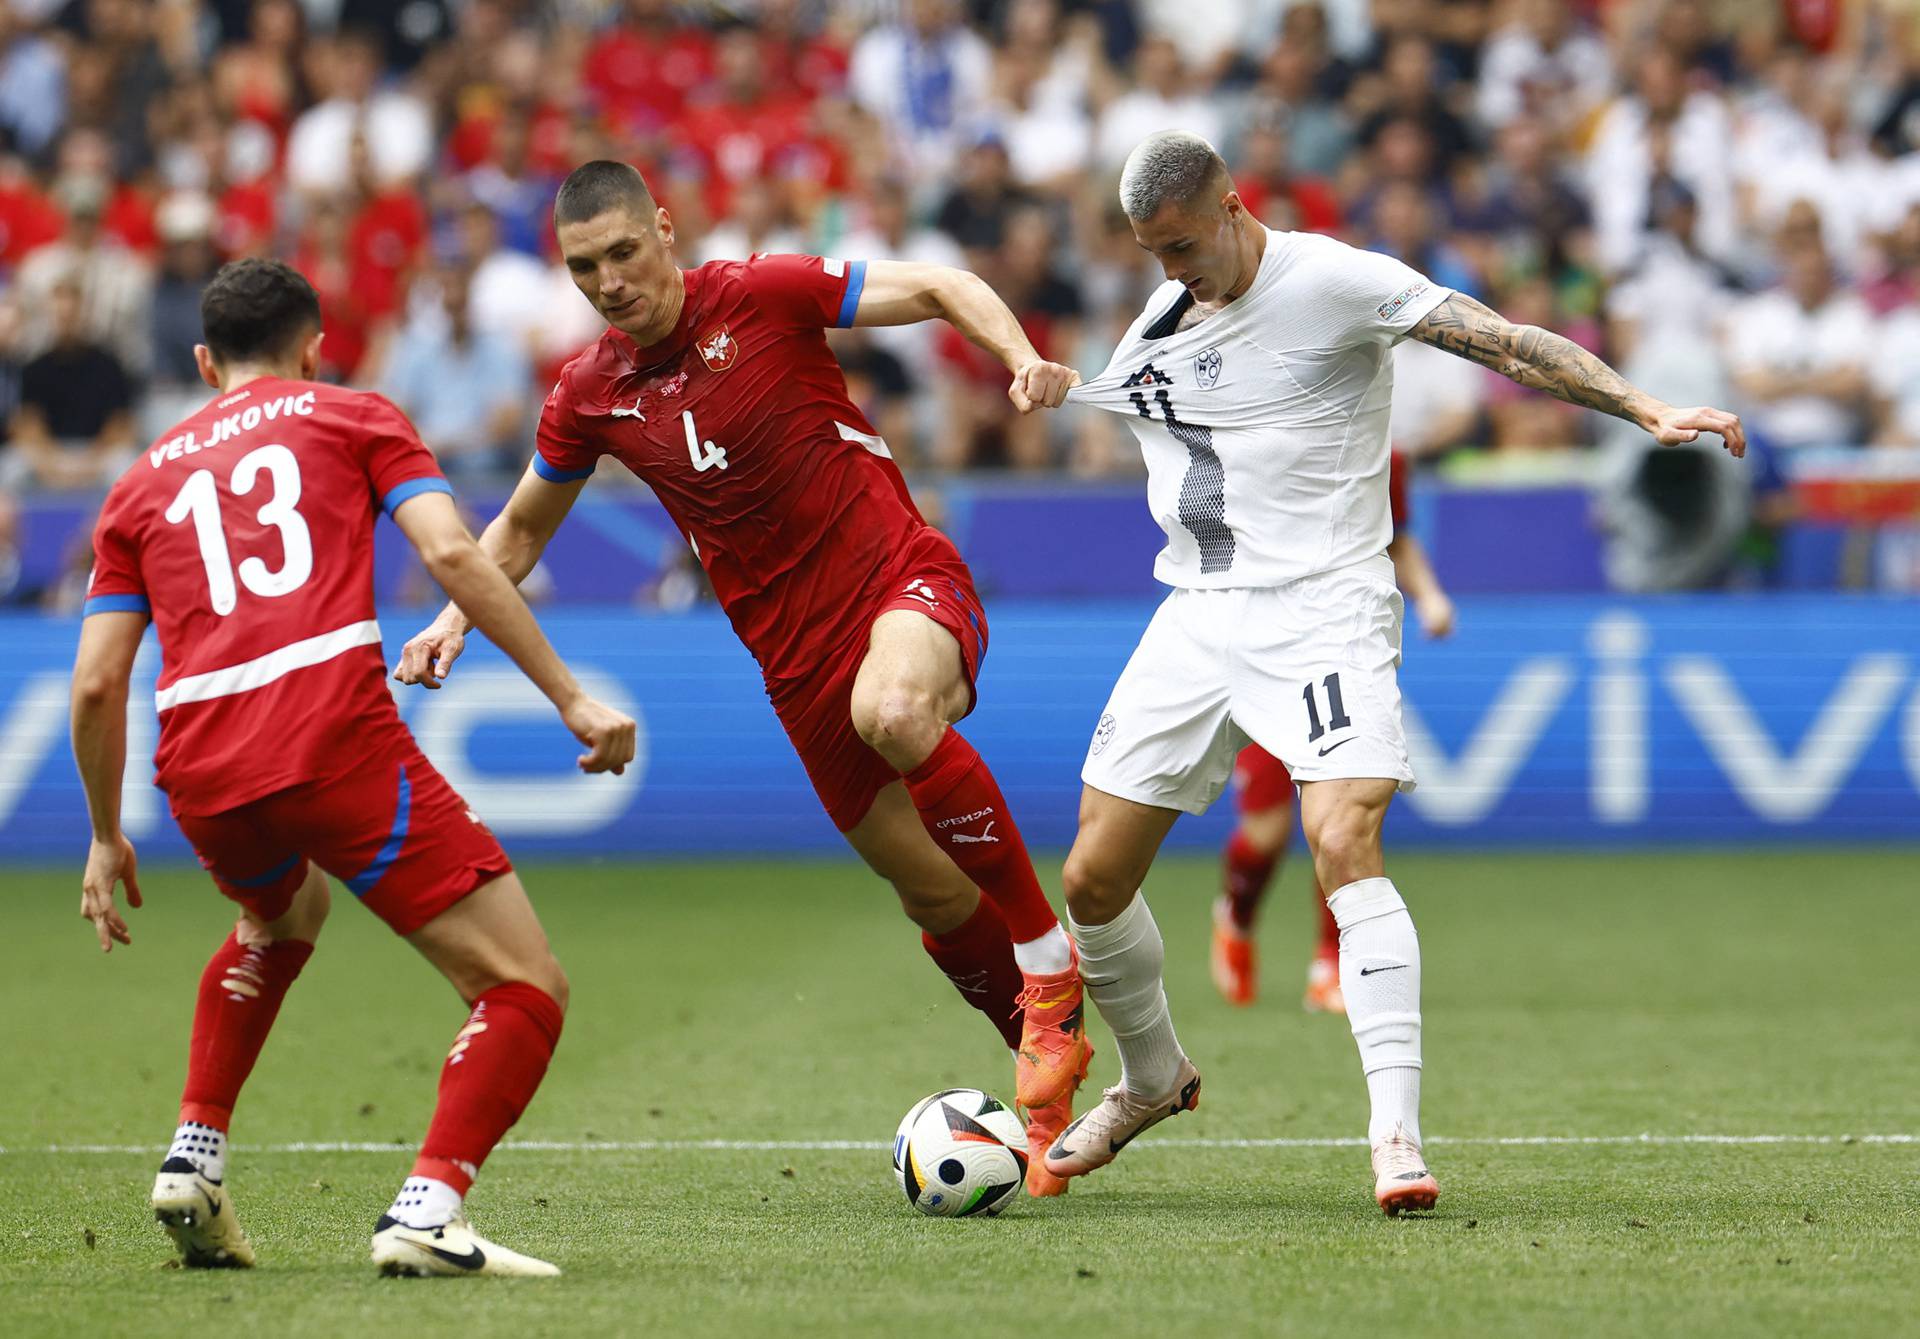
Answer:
[
  {"xmin": 1060, "ymin": 853, "xmax": 1135, "ymax": 925},
  {"xmin": 853, "ymin": 688, "xmax": 942, "ymax": 755}
]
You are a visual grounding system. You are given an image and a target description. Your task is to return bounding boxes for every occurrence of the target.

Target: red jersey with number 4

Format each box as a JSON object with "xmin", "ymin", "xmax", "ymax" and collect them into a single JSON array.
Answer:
[
  {"xmin": 536, "ymin": 254, "xmax": 925, "ymax": 681},
  {"xmin": 84, "ymin": 378, "xmax": 451, "ymax": 816}
]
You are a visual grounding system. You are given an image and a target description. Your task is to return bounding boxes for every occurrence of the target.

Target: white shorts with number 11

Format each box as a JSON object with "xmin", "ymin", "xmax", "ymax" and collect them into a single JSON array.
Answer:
[{"xmin": 1081, "ymin": 553, "xmax": 1416, "ymax": 815}]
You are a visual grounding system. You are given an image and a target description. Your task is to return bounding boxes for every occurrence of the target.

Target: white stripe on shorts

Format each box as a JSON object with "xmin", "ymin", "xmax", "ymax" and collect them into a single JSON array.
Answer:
[{"xmin": 155, "ymin": 619, "xmax": 382, "ymax": 712}]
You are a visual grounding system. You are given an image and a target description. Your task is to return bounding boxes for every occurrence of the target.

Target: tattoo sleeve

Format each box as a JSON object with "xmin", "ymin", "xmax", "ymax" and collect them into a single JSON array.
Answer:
[{"xmin": 1407, "ymin": 292, "xmax": 1655, "ymax": 429}]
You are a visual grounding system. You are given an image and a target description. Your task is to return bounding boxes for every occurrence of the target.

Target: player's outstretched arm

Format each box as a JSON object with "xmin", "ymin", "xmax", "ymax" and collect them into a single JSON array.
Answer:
[
  {"xmin": 1407, "ymin": 292, "xmax": 1747, "ymax": 457},
  {"xmin": 395, "ymin": 463, "xmax": 587, "ymax": 689},
  {"xmin": 70, "ymin": 611, "xmax": 147, "ymax": 952},
  {"xmin": 850, "ymin": 259, "xmax": 1080, "ymax": 413},
  {"xmin": 391, "ymin": 490, "xmax": 636, "ymax": 774},
  {"xmin": 1386, "ymin": 532, "xmax": 1455, "ymax": 639}
]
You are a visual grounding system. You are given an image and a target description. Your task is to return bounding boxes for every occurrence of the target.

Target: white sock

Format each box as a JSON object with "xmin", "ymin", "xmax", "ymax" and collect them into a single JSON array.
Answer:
[
  {"xmin": 386, "ymin": 1176, "xmax": 463, "ymax": 1230},
  {"xmin": 166, "ymin": 1121, "xmax": 227, "ymax": 1182},
  {"xmin": 1327, "ymin": 877, "xmax": 1423, "ymax": 1147},
  {"xmin": 1070, "ymin": 894, "xmax": 1184, "ymax": 1097},
  {"xmin": 1011, "ymin": 924, "xmax": 1073, "ymax": 975}
]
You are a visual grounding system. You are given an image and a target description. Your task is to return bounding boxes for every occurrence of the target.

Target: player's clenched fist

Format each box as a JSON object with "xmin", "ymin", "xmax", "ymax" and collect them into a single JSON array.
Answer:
[
  {"xmin": 562, "ymin": 696, "xmax": 638, "ymax": 774},
  {"xmin": 1008, "ymin": 360, "xmax": 1081, "ymax": 413},
  {"xmin": 394, "ymin": 618, "xmax": 468, "ymax": 689}
]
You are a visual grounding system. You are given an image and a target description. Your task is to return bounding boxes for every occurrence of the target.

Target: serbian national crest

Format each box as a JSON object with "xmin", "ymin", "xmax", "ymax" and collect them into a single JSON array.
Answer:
[
  {"xmin": 698, "ymin": 325, "xmax": 737, "ymax": 372},
  {"xmin": 1194, "ymin": 347, "xmax": 1223, "ymax": 390}
]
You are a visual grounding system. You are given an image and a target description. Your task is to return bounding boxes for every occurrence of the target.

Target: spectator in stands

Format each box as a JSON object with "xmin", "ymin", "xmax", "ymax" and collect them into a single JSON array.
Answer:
[
  {"xmin": 1231, "ymin": 113, "xmax": 1342, "ymax": 235},
  {"xmin": 5, "ymin": 276, "xmax": 136, "ymax": 490},
  {"xmin": 0, "ymin": 6, "xmax": 67, "ymax": 160},
  {"xmin": 285, "ymin": 27, "xmax": 432, "ymax": 195},
  {"xmin": 1607, "ymin": 176, "xmax": 1742, "ymax": 366},
  {"xmin": 1863, "ymin": 201, "xmax": 1920, "ymax": 316},
  {"xmin": 1365, "ymin": 179, "xmax": 1480, "ymax": 296},
  {"xmin": 935, "ymin": 131, "xmax": 1032, "ymax": 252},
  {"xmin": 14, "ymin": 172, "xmax": 151, "ymax": 375},
  {"xmin": 1725, "ymin": 237, "xmax": 1874, "ymax": 450},
  {"xmin": 1871, "ymin": 295, "xmax": 1920, "ymax": 445},
  {"xmin": 989, "ymin": 43, "xmax": 1093, "ymax": 192},
  {"xmin": 1242, "ymin": 25, "xmax": 1354, "ymax": 179},
  {"xmin": 849, "ymin": 0, "xmax": 994, "ymax": 181},
  {"xmin": 1351, "ymin": 35, "xmax": 1474, "ymax": 176},
  {"xmin": 583, "ymin": 0, "xmax": 715, "ymax": 138},
  {"xmin": 145, "ymin": 190, "xmax": 219, "ymax": 435},
  {"xmin": 697, "ymin": 177, "xmax": 807, "ymax": 263},
  {"xmin": 1587, "ymin": 44, "xmax": 1737, "ymax": 275},
  {"xmin": 466, "ymin": 110, "xmax": 561, "ymax": 260},
  {"xmin": 1095, "ymin": 36, "xmax": 1224, "ymax": 171},
  {"xmin": 1474, "ymin": 0, "xmax": 1610, "ymax": 138},
  {"xmin": 381, "ymin": 265, "xmax": 531, "ymax": 480},
  {"xmin": 458, "ymin": 201, "xmax": 549, "ymax": 364}
]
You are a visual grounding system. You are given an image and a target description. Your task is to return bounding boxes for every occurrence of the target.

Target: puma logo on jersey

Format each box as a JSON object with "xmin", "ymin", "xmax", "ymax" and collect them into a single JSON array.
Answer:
[
  {"xmin": 901, "ymin": 579, "xmax": 939, "ymax": 609},
  {"xmin": 1122, "ymin": 363, "xmax": 1173, "ymax": 389},
  {"xmin": 610, "ymin": 401, "xmax": 645, "ymax": 420},
  {"xmin": 698, "ymin": 326, "xmax": 737, "ymax": 371}
]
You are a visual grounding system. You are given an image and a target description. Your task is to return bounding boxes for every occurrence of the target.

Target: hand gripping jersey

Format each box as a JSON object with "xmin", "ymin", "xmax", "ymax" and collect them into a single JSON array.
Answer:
[
  {"xmin": 1067, "ymin": 229, "xmax": 1448, "ymax": 589},
  {"xmin": 85, "ymin": 379, "xmax": 451, "ymax": 816},
  {"xmin": 535, "ymin": 255, "xmax": 929, "ymax": 682}
]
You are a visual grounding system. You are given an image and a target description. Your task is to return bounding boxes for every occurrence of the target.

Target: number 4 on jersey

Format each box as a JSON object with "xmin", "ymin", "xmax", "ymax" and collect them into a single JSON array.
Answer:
[{"xmin": 684, "ymin": 411, "xmax": 728, "ymax": 473}]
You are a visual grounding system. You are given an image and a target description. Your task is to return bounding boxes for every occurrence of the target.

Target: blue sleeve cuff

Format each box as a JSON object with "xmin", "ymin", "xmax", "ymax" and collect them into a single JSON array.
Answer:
[
  {"xmin": 532, "ymin": 453, "xmax": 596, "ymax": 484},
  {"xmin": 83, "ymin": 593, "xmax": 150, "ymax": 617},
  {"xmin": 381, "ymin": 475, "xmax": 455, "ymax": 517},
  {"xmin": 834, "ymin": 260, "xmax": 867, "ymax": 328}
]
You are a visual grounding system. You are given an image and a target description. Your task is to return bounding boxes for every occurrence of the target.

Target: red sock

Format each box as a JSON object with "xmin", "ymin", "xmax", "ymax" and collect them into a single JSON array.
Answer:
[
  {"xmin": 921, "ymin": 897, "xmax": 1024, "ymax": 1051},
  {"xmin": 904, "ymin": 730, "xmax": 1059, "ymax": 945},
  {"xmin": 1222, "ymin": 830, "xmax": 1282, "ymax": 932},
  {"xmin": 413, "ymin": 982, "xmax": 564, "ymax": 1195},
  {"xmin": 1314, "ymin": 879, "xmax": 1339, "ymax": 960},
  {"xmin": 178, "ymin": 934, "xmax": 314, "ymax": 1129}
]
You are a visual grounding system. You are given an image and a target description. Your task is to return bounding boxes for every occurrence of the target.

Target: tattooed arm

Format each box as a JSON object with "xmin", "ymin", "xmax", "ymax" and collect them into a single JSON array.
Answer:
[{"xmin": 1407, "ymin": 292, "xmax": 1747, "ymax": 457}]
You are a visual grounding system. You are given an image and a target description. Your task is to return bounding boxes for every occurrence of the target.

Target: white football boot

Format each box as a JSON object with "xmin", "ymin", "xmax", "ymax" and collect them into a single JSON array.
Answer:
[
  {"xmin": 370, "ymin": 1213, "xmax": 561, "ymax": 1277},
  {"xmin": 152, "ymin": 1159, "xmax": 256, "ymax": 1268},
  {"xmin": 1371, "ymin": 1122, "xmax": 1440, "ymax": 1215},
  {"xmin": 1043, "ymin": 1056, "xmax": 1202, "ymax": 1179}
]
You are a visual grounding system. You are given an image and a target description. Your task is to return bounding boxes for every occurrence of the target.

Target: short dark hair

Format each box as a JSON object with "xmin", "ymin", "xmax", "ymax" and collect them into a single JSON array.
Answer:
[
  {"xmin": 199, "ymin": 259, "xmax": 321, "ymax": 365},
  {"xmin": 553, "ymin": 160, "xmax": 656, "ymax": 229}
]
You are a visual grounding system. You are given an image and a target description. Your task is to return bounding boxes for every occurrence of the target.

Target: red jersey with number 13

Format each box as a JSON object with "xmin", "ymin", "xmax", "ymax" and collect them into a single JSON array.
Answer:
[
  {"xmin": 534, "ymin": 255, "xmax": 927, "ymax": 681},
  {"xmin": 84, "ymin": 378, "xmax": 451, "ymax": 816}
]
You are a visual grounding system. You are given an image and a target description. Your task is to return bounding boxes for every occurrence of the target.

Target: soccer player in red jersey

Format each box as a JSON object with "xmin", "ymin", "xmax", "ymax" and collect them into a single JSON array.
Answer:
[
  {"xmin": 1211, "ymin": 453, "xmax": 1456, "ymax": 1012},
  {"xmin": 70, "ymin": 259, "xmax": 636, "ymax": 1276},
  {"xmin": 394, "ymin": 161, "xmax": 1089, "ymax": 1194}
]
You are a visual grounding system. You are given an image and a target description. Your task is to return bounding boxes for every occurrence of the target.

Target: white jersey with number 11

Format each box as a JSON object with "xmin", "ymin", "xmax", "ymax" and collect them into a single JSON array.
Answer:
[{"xmin": 1068, "ymin": 228, "xmax": 1450, "ymax": 590}]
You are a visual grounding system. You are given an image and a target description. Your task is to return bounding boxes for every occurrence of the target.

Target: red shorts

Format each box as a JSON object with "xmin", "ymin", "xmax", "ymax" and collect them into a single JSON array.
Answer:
[
  {"xmin": 173, "ymin": 736, "xmax": 512, "ymax": 936},
  {"xmin": 768, "ymin": 528, "xmax": 989, "ymax": 833},
  {"xmin": 1233, "ymin": 743, "xmax": 1296, "ymax": 816}
]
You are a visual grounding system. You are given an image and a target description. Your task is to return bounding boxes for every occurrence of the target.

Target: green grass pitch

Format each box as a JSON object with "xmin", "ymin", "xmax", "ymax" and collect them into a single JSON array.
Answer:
[{"xmin": 2, "ymin": 848, "xmax": 1916, "ymax": 1337}]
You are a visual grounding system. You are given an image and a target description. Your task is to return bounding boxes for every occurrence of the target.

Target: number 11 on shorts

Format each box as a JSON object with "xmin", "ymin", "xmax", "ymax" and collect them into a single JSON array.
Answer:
[{"xmin": 1303, "ymin": 672, "xmax": 1352, "ymax": 743}]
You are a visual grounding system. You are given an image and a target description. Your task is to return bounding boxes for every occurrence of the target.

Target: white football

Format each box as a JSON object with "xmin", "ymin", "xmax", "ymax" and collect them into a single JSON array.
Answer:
[{"xmin": 891, "ymin": 1088, "xmax": 1027, "ymax": 1217}]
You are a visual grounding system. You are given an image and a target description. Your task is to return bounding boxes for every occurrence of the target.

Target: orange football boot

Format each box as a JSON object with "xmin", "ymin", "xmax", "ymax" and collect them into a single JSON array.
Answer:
[
  {"xmin": 1010, "ymin": 951, "xmax": 1094, "ymax": 1111},
  {"xmin": 1302, "ymin": 953, "xmax": 1345, "ymax": 1014},
  {"xmin": 1021, "ymin": 1093, "xmax": 1074, "ymax": 1197},
  {"xmin": 1210, "ymin": 900, "xmax": 1257, "ymax": 1005}
]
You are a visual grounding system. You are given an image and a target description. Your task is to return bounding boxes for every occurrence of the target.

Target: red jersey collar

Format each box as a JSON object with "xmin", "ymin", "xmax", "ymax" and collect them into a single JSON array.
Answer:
[{"xmin": 608, "ymin": 266, "xmax": 705, "ymax": 371}]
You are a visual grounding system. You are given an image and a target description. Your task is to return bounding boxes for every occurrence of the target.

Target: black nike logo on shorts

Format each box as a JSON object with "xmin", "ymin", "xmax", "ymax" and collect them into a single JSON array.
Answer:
[
  {"xmin": 1317, "ymin": 738, "xmax": 1355, "ymax": 757},
  {"xmin": 1359, "ymin": 964, "xmax": 1408, "ymax": 976}
]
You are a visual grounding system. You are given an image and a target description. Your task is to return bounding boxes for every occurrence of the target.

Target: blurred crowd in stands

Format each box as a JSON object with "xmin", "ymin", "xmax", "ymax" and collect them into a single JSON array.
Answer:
[{"xmin": 6, "ymin": 0, "xmax": 1920, "ymax": 593}]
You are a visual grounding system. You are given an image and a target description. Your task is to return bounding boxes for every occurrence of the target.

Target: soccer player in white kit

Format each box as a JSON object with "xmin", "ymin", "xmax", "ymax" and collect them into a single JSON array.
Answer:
[{"xmin": 1042, "ymin": 132, "xmax": 1746, "ymax": 1213}]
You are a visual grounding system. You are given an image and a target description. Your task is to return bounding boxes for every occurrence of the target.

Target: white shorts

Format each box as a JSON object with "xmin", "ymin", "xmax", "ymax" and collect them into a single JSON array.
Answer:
[{"xmin": 1081, "ymin": 555, "xmax": 1415, "ymax": 815}]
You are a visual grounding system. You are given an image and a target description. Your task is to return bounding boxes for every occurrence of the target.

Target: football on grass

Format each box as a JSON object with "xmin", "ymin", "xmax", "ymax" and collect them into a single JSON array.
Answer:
[{"xmin": 892, "ymin": 1088, "xmax": 1027, "ymax": 1217}]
